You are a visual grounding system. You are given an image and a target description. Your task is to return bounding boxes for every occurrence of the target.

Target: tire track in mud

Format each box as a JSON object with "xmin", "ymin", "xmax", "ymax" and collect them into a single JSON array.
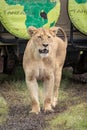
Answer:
[
  {"xmin": 0, "ymin": 105, "xmax": 45, "ymax": 130},
  {"xmin": 0, "ymin": 103, "xmax": 67, "ymax": 130}
]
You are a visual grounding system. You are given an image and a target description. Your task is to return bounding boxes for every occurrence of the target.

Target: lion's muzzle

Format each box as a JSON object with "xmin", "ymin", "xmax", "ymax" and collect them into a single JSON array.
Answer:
[{"xmin": 39, "ymin": 48, "xmax": 49, "ymax": 54}]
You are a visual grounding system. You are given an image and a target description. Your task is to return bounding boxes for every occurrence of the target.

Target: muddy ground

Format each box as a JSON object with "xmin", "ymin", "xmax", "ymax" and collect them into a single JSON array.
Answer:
[
  {"xmin": 0, "ymin": 89, "xmax": 67, "ymax": 130},
  {"xmin": 0, "ymin": 68, "xmax": 87, "ymax": 130},
  {"xmin": 0, "ymin": 104, "xmax": 67, "ymax": 130},
  {"xmin": 0, "ymin": 97, "xmax": 67, "ymax": 130}
]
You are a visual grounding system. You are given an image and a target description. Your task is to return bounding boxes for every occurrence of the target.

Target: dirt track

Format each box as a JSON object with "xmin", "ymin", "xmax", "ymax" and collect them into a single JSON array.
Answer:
[
  {"xmin": 0, "ymin": 105, "xmax": 45, "ymax": 130},
  {"xmin": 0, "ymin": 85, "xmax": 68, "ymax": 130},
  {"xmin": 0, "ymin": 103, "xmax": 67, "ymax": 130}
]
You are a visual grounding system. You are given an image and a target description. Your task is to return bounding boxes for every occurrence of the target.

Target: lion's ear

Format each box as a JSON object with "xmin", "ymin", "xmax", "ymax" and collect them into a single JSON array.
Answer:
[
  {"xmin": 49, "ymin": 27, "xmax": 58, "ymax": 36},
  {"xmin": 27, "ymin": 26, "xmax": 37, "ymax": 37}
]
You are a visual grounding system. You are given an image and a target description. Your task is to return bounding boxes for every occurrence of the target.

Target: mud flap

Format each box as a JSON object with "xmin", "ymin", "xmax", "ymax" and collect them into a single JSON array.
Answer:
[{"xmin": 73, "ymin": 51, "xmax": 87, "ymax": 74}]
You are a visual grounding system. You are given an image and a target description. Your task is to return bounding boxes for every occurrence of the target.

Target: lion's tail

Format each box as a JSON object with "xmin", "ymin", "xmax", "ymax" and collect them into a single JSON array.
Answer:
[{"xmin": 57, "ymin": 27, "xmax": 67, "ymax": 44}]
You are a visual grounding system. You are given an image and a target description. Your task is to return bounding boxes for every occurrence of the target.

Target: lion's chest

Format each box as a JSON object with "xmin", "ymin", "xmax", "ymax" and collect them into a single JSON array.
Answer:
[
  {"xmin": 36, "ymin": 64, "xmax": 46, "ymax": 80},
  {"xmin": 35, "ymin": 61, "xmax": 52, "ymax": 80}
]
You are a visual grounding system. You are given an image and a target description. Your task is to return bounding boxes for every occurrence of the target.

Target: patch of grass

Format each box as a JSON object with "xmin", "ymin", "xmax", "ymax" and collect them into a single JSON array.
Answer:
[
  {"xmin": 61, "ymin": 68, "xmax": 73, "ymax": 89},
  {"xmin": 46, "ymin": 103, "xmax": 87, "ymax": 130},
  {"xmin": 0, "ymin": 81, "xmax": 30, "ymax": 107},
  {"xmin": 0, "ymin": 96, "xmax": 8, "ymax": 125}
]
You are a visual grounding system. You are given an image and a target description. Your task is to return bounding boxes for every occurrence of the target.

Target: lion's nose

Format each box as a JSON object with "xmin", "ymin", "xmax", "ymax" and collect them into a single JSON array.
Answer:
[{"xmin": 42, "ymin": 44, "xmax": 48, "ymax": 47}]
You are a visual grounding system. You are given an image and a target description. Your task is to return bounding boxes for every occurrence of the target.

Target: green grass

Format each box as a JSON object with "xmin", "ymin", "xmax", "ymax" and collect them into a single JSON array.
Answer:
[
  {"xmin": 0, "ymin": 96, "xmax": 8, "ymax": 125},
  {"xmin": 46, "ymin": 103, "xmax": 87, "ymax": 130}
]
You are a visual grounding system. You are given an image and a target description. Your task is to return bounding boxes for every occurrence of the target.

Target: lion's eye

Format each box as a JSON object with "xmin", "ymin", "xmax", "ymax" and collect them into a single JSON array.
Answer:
[
  {"xmin": 48, "ymin": 35, "xmax": 51, "ymax": 38},
  {"xmin": 38, "ymin": 36, "xmax": 42, "ymax": 39}
]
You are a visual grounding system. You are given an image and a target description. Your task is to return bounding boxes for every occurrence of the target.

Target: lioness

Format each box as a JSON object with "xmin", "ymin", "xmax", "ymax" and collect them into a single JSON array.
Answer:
[{"xmin": 23, "ymin": 26, "xmax": 67, "ymax": 114}]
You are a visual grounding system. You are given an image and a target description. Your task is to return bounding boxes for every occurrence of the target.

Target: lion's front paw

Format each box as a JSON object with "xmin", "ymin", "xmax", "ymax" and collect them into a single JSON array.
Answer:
[
  {"xmin": 44, "ymin": 98, "xmax": 54, "ymax": 113},
  {"xmin": 44, "ymin": 107, "xmax": 54, "ymax": 114},
  {"xmin": 30, "ymin": 106, "xmax": 40, "ymax": 114},
  {"xmin": 44, "ymin": 104, "xmax": 54, "ymax": 113},
  {"xmin": 30, "ymin": 104, "xmax": 40, "ymax": 114},
  {"xmin": 29, "ymin": 109, "xmax": 40, "ymax": 114}
]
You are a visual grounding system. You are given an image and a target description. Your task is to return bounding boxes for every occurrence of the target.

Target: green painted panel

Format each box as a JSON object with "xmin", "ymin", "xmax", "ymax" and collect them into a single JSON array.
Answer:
[
  {"xmin": 0, "ymin": 0, "xmax": 60, "ymax": 39},
  {"xmin": 75, "ymin": 0, "xmax": 87, "ymax": 4},
  {"xmin": 68, "ymin": 0, "xmax": 87, "ymax": 35}
]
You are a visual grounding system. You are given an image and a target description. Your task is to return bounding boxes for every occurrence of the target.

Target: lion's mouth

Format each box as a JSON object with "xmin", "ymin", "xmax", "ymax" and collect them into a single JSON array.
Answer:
[{"xmin": 39, "ymin": 49, "xmax": 49, "ymax": 54}]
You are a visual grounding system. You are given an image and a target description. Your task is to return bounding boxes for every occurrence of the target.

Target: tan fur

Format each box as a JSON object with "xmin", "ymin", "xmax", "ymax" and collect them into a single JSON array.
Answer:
[{"xmin": 23, "ymin": 26, "xmax": 67, "ymax": 114}]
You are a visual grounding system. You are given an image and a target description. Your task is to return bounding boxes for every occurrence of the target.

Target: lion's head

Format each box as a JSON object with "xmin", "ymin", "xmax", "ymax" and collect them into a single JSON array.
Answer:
[{"xmin": 27, "ymin": 26, "xmax": 58, "ymax": 58}]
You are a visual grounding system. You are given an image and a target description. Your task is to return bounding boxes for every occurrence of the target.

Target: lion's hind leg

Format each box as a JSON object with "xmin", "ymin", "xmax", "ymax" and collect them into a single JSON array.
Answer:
[{"xmin": 52, "ymin": 67, "xmax": 62, "ymax": 108}]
